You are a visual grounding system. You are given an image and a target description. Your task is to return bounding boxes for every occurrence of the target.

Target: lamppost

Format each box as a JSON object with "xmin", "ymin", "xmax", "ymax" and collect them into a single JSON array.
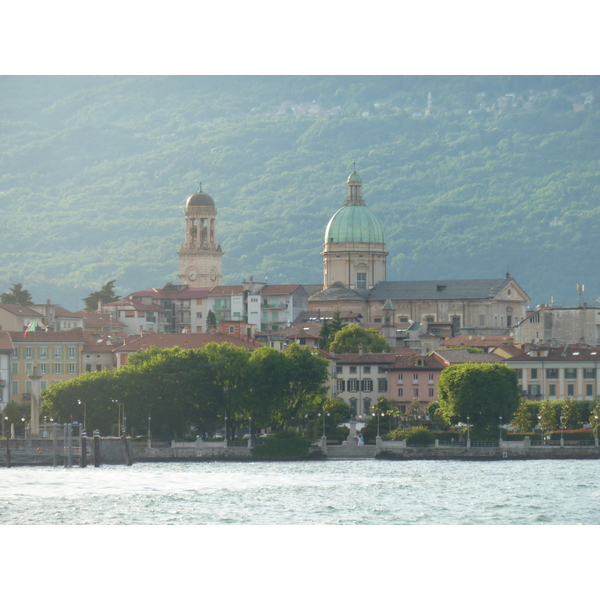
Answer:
[
  {"xmin": 248, "ymin": 415, "xmax": 252, "ymax": 446},
  {"xmin": 78, "ymin": 400, "xmax": 87, "ymax": 433},
  {"xmin": 372, "ymin": 410, "xmax": 385, "ymax": 438},
  {"xmin": 317, "ymin": 411, "xmax": 330, "ymax": 439},
  {"xmin": 147, "ymin": 414, "xmax": 152, "ymax": 449},
  {"xmin": 499, "ymin": 415, "xmax": 503, "ymax": 443},
  {"xmin": 112, "ymin": 399, "xmax": 123, "ymax": 436},
  {"xmin": 538, "ymin": 414, "xmax": 544, "ymax": 445},
  {"xmin": 467, "ymin": 415, "xmax": 471, "ymax": 446},
  {"xmin": 224, "ymin": 412, "xmax": 228, "ymax": 442},
  {"xmin": 21, "ymin": 417, "xmax": 26, "ymax": 439},
  {"xmin": 594, "ymin": 415, "xmax": 599, "ymax": 445},
  {"xmin": 4, "ymin": 416, "xmax": 10, "ymax": 468}
]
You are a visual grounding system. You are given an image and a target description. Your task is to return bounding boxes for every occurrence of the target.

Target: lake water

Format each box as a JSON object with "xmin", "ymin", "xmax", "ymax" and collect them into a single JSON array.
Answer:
[{"xmin": 2, "ymin": 459, "xmax": 599, "ymax": 525}]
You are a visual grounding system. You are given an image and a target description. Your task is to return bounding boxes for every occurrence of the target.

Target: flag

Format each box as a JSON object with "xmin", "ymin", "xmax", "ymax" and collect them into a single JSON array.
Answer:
[{"xmin": 24, "ymin": 320, "xmax": 36, "ymax": 337}]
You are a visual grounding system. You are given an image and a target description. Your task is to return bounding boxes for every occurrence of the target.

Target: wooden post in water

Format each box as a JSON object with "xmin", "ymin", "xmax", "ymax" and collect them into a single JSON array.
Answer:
[
  {"xmin": 5, "ymin": 431, "xmax": 10, "ymax": 468},
  {"xmin": 80, "ymin": 429, "xmax": 87, "ymax": 468},
  {"xmin": 53, "ymin": 422, "xmax": 59, "ymax": 467},
  {"xmin": 121, "ymin": 434, "xmax": 132, "ymax": 466},
  {"xmin": 93, "ymin": 430, "xmax": 100, "ymax": 467},
  {"xmin": 66, "ymin": 423, "xmax": 73, "ymax": 468}
]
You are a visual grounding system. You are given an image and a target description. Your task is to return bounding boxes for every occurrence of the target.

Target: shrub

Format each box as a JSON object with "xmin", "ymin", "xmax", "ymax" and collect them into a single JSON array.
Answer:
[
  {"xmin": 251, "ymin": 429, "xmax": 313, "ymax": 459},
  {"xmin": 405, "ymin": 426, "xmax": 435, "ymax": 447}
]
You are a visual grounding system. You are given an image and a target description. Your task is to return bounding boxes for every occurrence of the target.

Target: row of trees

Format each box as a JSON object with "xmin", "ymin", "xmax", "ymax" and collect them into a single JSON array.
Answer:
[{"xmin": 40, "ymin": 343, "xmax": 331, "ymax": 440}]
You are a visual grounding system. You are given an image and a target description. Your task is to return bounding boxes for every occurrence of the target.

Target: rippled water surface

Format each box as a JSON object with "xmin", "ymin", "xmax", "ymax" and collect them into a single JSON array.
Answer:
[{"xmin": 2, "ymin": 460, "xmax": 599, "ymax": 525}]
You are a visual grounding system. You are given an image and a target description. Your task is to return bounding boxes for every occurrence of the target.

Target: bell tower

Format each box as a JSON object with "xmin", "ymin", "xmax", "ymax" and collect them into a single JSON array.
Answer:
[{"xmin": 177, "ymin": 184, "xmax": 224, "ymax": 287}]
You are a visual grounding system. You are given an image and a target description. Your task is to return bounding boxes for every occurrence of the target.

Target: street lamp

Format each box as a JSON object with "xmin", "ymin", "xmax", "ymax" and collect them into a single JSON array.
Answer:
[
  {"xmin": 317, "ymin": 411, "xmax": 330, "ymax": 439},
  {"xmin": 372, "ymin": 410, "xmax": 385, "ymax": 438},
  {"xmin": 538, "ymin": 414, "xmax": 543, "ymax": 445},
  {"xmin": 78, "ymin": 400, "xmax": 87, "ymax": 433},
  {"xmin": 21, "ymin": 417, "xmax": 26, "ymax": 439},
  {"xmin": 499, "ymin": 415, "xmax": 503, "ymax": 443},
  {"xmin": 594, "ymin": 415, "xmax": 599, "ymax": 444},
  {"xmin": 112, "ymin": 399, "xmax": 123, "ymax": 436},
  {"xmin": 467, "ymin": 415, "xmax": 471, "ymax": 445},
  {"xmin": 147, "ymin": 414, "xmax": 152, "ymax": 448}
]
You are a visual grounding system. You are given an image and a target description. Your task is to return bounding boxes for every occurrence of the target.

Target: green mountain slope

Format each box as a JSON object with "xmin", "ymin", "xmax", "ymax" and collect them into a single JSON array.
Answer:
[{"xmin": 1, "ymin": 75, "xmax": 599, "ymax": 310}]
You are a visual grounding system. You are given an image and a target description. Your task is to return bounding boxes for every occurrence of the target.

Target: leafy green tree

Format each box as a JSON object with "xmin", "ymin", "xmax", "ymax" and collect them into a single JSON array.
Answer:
[
  {"xmin": 560, "ymin": 397, "xmax": 582, "ymax": 430},
  {"xmin": 407, "ymin": 398, "xmax": 426, "ymax": 427},
  {"xmin": 438, "ymin": 363, "xmax": 521, "ymax": 437},
  {"xmin": 206, "ymin": 310, "xmax": 217, "ymax": 330},
  {"xmin": 329, "ymin": 324, "xmax": 392, "ymax": 354},
  {"xmin": 537, "ymin": 399, "xmax": 558, "ymax": 438},
  {"xmin": 82, "ymin": 280, "xmax": 121, "ymax": 311},
  {"xmin": 511, "ymin": 397, "xmax": 534, "ymax": 432},
  {"xmin": 589, "ymin": 401, "xmax": 600, "ymax": 439},
  {"xmin": 320, "ymin": 396, "xmax": 352, "ymax": 434},
  {"xmin": 0, "ymin": 283, "xmax": 33, "ymax": 305},
  {"xmin": 2, "ymin": 401, "xmax": 30, "ymax": 436},
  {"xmin": 319, "ymin": 311, "xmax": 345, "ymax": 351},
  {"xmin": 427, "ymin": 401, "xmax": 450, "ymax": 430}
]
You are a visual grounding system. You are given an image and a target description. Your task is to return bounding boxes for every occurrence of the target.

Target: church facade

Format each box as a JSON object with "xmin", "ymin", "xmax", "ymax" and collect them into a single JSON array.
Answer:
[{"xmin": 309, "ymin": 169, "xmax": 530, "ymax": 345}]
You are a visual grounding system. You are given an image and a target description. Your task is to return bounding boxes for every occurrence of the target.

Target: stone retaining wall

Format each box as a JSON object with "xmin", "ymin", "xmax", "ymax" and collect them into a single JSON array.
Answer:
[{"xmin": 377, "ymin": 446, "xmax": 600, "ymax": 460}]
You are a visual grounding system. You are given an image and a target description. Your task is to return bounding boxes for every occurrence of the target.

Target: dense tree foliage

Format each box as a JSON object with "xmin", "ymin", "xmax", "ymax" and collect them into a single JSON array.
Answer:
[
  {"xmin": 328, "ymin": 324, "xmax": 392, "ymax": 353},
  {"xmin": 39, "ymin": 342, "xmax": 330, "ymax": 440},
  {"xmin": 82, "ymin": 280, "xmax": 121, "ymax": 311},
  {"xmin": 438, "ymin": 363, "xmax": 521, "ymax": 436},
  {"xmin": 0, "ymin": 283, "xmax": 33, "ymax": 305},
  {"xmin": 1, "ymin": 76, "xmax": 599, "ymax": 310}
]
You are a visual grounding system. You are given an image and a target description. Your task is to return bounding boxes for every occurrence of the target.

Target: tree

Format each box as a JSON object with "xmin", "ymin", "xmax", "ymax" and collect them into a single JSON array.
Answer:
[
  {"xmin": 438, "ymin": 363, "xmax": 521, "ymax": 437},
  {"xmin": 589, "ymin": 401, "xmax": 600, "ymax": 439},
  {"xmin": 0, "ymin": 283, "xmax": 33, "ymax": 305},
  {"xmin": 511, "ymin": 397, "xmax": 534, "ymax": 432},
  {"xmin": 329, "ymin": 324, "xmax": 392, "ymax": 354},
  {"xmin": 427, "ymin": 400, "xmax": 450, "ymax": 430},
  {"xmin": 537, "ymin": 399, "xmax": 558, "ymax": 438},
  {"xmin": 82, "ymin": 280, "xmax": 121, "ymax": 311},
  {"xmin": 206, "ymin": 310, "xmax": 217, "ymax": 330},
  {"xmin": 560, "ymin": 397, "xmax": 582, "ymax": 430},
  {"xmin": 319, "ymin": 310, "xmax": 345, "ymax": 350}
]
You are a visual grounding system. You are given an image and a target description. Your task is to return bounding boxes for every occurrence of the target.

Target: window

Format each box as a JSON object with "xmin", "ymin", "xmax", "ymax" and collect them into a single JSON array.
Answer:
[
  {"xmin": 428, "ymin": 373, "xmax": 434, "ymax": 383},
  {"xmin": 229, "ymin": 326, "xmax": 235, "ymax": 334},
  {"xmin": 397, "ymin": 373, "xmax": 403, "ymax": 383},
  {"xmin": 196, "ymin": 313, "xmax": 202, "ymax": 318},
  {"xmin": 567, "ymin": 383, "xmax": 575, "ymax": 396},
  {"xmin": 26, "ymin": 380, "xmax": 32, "ymax": 394},
  {"xmin": 40, "ymin": 381, "xmax": 47, "ymax": 391},
  {"xmin": 412, "ymin": 374, "xmax": 419, "ymax": 384},
  {"xmin": 11, "ymin": 362, "xmax": 18, "ymax": 375},
  {"xmin": 39, "ymin": 346, "xmax": 48, "ymax": 359},
  {"xmin": 565, "ymin": 368, "xmax": 577, "ymax": 379},
  {"xmin": 25, "ymin": 346, "xmax": 33, "ymax": 359},
  {"xmin": 26, "ymin": 362, "xmax": 32, "ymax": 375},
  {"xmin": 586, "ymin": 383, "xmax": 593, "ymax": 397},
  {"xmin": 374, "ymin": 318, "xmax": 382, "ymax": 323},
  {"xmin": 507, "ymin": 316, "xmax": 512, "ymax": 328},
  {"xmin": 546, "ymin": 369, "xmax": 558, "ymax": 379},
  {"xmin": 356, "ymin": 273, "xmax": 366, "ymax": 290},
  {"xmin": 348, "ymin": 380, "xmax": 359, "ymax": 392},
  {"xmin": 584, "ymin": 368, "xmax": 595, "ymax": 379},
  {"xmin": 361, "ymin": 379, "xmax": 373, "ymax": 392},
  {"xmin": 413, "ymin": 390, "xmax": 419, "ymax": 398},
  {"xmin": 53, "ymin": 363, "xmax": 63, "ymax": 375},
  {"xmin": 378, "ymin": 367, "xmax": 386, "ymax": 374},
  {"xmin": 54, "ymin": 347, "xmax": 63, "ymax": 360},
  {"xmin": 426, "ymin": 317, "xmax": 434, "ymax": 323},
  {"xmin": 86, "ymin": 365, "xmax": 92, "ymax": 372},
  {"xmin": 68, "ymin": 347, "xmax": 76, "ymax": 359},
  {"xmin": 336, "ymin": 380, "xmax": 345, "ymax": 392},
  {"xmin": 378, "ymin": 379, "xmax": 387, "ymax": 392},
  {"xmin": 479, "ymin": 315, "xmax": 485, "ymax": 326},
  {"xmin": 399, "ymin": 317, "xmax": 408, "ymax": 323},
  {"xmin": 336, "ymin": 366, "xmax": 343, "ymax": 375},
  {"xmin": 39, "ymin": 363, "xmax": 48, "ymax": 375},
  {"xmin": 549, "ymin": 384, "xmax": 556, "ymax": 397},
  {"xmin": 11, "ymin": 381, "xmax": 18, "ymax": 395},
  {"xmin": 528, "ymin": 384, "xmax": 540, "ymax": 396},
  {"xmin": 429, "ymin": 388, "xmax": 434, "ymax": 397},
  {"xmin": 96, "ymin": 365, "xmax": 102, "ymax": 372},
  {"xmin": 68, "ymin": 363, "xmax": 78, "ymax": 375},
  {"xmin": 349, "ymin": 366, "xmax": 357, "ymax": 374},
  {"xmin": 530, "ymin": 368, "xmax": 538, "ymax": 379},
  {"xmin": 397, "ymin": 388, "xmax": 404, "ymax": 397},
  {"xmin": 363, "ymin": 398, "xmax": 371, "ymax": 412},
  {"xmin": 124, "ymin": 310, "xmax": 135, "ymax": 318},
  {"xmin": 363, "ymin": 366, "xmax": 371, "ymax": 374},
  {"xmin": 12, "ymin": 347, "xmax": 19, "ymax": 359}
]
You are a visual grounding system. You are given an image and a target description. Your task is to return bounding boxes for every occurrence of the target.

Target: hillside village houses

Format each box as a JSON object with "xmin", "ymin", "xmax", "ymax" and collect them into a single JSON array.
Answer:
[{"xmin": 2, "ymin": 168, "xmax": 600, "ymax": 427}]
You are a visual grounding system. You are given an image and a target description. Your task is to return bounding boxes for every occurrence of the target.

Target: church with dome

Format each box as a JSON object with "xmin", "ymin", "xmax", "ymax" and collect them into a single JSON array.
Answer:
[{"xmin": 308, "ymin": 167, "xmax": 530, "ymax": 346}]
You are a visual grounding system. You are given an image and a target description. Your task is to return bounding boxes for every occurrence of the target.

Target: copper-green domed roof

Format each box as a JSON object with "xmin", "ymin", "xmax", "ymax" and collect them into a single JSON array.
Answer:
[
  {"xmin": 348, "ymin": 170, "xmax": 362, "ymax": 183},
  {"xmin": 324, "ymin": 205, "xmax": 385, "ymax": 244}
]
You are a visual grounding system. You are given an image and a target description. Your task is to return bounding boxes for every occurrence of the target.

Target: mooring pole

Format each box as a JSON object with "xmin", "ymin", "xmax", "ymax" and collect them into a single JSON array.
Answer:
[
  {"xmin": 5, "ymin": 431, "xmax": 10, "ymax": 469},
  {"xmin": 53, "ymin": 422, "xmax": 59, "ymax": 467},
  {"xmin": 67, "ymin": 423, "xmax": 73, "ymax": 468},
  {"xmin": 93, "ymin": 430, "xmax": 100, "ymax": 467},
  {"xmin": 80, "ymin": 429, "xmax": 87, "ymax": 468}
]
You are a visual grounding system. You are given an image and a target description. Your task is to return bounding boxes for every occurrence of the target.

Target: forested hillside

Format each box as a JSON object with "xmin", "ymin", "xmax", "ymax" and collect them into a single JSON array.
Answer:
[{"xmin": 1, "ymin": 75, "xmax": 599, "ymax": 310}]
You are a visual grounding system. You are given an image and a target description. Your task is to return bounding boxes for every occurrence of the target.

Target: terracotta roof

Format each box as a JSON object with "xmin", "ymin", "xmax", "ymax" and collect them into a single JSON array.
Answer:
[
  {"xmin": 285, "ymin": 331, "xmax": 322, "ymax": 340},
  {"xmin": 259, "ymin": 284, "xmax": 302, "ymax": 294},
  {"xmin": 433, "ymin": 349, "xmax": 504, "ymax": 365},
  {"xmin": 494, "ymin": 344, "xmax": 527, "ymax": 357},
  {"xmin": 9, "ymin": 328, "xmax": 86, "ymax": 343},
  {"xmin": 0, "ymin": 332, "xmax": 15, "ymax": 351},
  {"xmin": 209, "ymin": 286, "xmax": 245, "ymax": 295},
  {"xmin": 329, "ymin": 352, "xmax": 401, "ymax": 365},
  {"xmin": 389, "ymin": 353, "xmax": 445, "ymax": 370},
  {"xmin": 505, "ymin": 346, "xmax": 600, "ymax": 362},
  {"xmin": 115, "ymin": 332, "xmax": 257, "ymax": 353},
  {"xmin": 441, "ymin": 334, "xmax": 514, "ymax": 347},
  {"xmin": 128, "ymin": 287, "xmax": 213, "ymax": 300},
  {"xmin": 74, "ymin": 312, "xmax": 127, "ymax": 329},
  {"xmin": 104, "ymin": 299, "xmax": 166, "ymax": 312},
  {"xmin": 0, "ymin": 303, "xmax": 43, "ymax": 317}
]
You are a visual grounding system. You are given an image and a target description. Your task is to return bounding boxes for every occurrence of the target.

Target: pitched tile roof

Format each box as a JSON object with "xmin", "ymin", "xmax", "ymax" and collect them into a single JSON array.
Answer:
[
  {"xmin": 259, "ymin": 284, "xmax": 302, "ymax": 294},
  {"xmin": 505, "ymin": 345, "xmax": 600, "ymax": 362},
  {"xmin": 73, "ymin": 312, "xmax": 127, "ymax": 329},
  {"xmin": 308, "ymin": 282, "xmax": 369, "ymax": 302},
  {"xmin": 0, "ymin": 303, "xmax": 44, "ymax": 317},
  {"xmin": 103, "ymin": 299, "xmax": 166, "ymax": 312},
  {"xmin": 0, "ymin": 332, "xmax": 15, "ymax": 351},
  {"xmin": 433, "ymin": 349, "xmax": 504, "ymax": 365},
  {"xmin": 9, "ymin": 329, "xmax": 87, "ymax": 343}
]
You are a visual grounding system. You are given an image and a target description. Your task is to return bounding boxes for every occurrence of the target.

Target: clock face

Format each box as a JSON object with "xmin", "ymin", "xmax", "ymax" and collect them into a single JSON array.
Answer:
[
  {"xmin": 186, "ymin": 266, "xmax": 199, "ymax": 281},
  {"xmin": 210, "ymin": 268, "xmax": 218, "ymax": 282}
]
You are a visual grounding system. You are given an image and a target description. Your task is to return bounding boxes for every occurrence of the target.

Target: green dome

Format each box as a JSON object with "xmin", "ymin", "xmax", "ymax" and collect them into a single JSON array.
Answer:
[
  {"xmin": 348, "ymin": 170, "xmax": 362, "ymax": 183},
  {"xmin": 324, "ymin": 205, "xmax": 385, "ymax": 244}
]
